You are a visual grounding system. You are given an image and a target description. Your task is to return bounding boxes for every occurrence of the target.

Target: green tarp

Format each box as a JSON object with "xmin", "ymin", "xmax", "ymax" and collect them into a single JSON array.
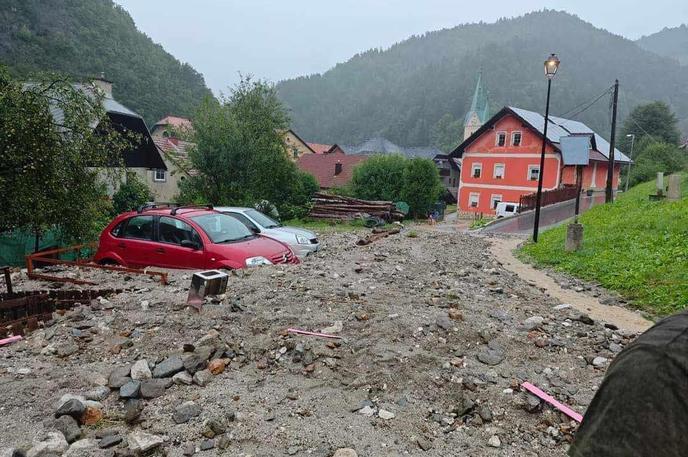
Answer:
[{"xmin": 0, "ymin": 229, "xmax": 61, "ymax": 266}]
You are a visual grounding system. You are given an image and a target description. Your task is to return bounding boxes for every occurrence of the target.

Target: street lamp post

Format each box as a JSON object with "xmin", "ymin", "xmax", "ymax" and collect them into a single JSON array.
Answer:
[
  {"xmin": 624, "ymin": 133, "xmax": 635, "ymax": 192},
  {"xmin": 532, "ymin": 53, "xmax": 560, "ymax": 243}
]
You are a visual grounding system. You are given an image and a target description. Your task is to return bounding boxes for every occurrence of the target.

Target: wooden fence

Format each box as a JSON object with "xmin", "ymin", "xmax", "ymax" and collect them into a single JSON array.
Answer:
[{"xmin": 519, "ymin": 185, "xmax": 579, "ymax": 212}]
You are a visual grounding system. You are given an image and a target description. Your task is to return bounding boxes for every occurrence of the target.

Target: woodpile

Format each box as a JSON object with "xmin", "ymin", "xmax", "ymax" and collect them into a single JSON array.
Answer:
[
  {"xmin": 356, "ymin": 227, "xmax": 402, "ymax": 246},
  {"xmin": 308, "ymin": 193, "xmax": 404, "ymax": 221}
]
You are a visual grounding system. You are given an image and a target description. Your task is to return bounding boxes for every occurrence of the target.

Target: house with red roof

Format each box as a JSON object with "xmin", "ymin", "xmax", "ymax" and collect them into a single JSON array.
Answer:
[{"xmin": 297, "ymin": 152, "xmax": 367, "ymax": 189}]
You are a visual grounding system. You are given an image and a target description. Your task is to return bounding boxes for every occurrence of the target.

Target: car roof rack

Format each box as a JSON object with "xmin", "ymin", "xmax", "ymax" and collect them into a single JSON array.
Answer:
[
  {"xmin": 136, "ymin": 203, "xmax": 158, "ymax": 213},
  {"xmin": 170, "ymin": 204, "xmax": 214, "ymax": 216}
]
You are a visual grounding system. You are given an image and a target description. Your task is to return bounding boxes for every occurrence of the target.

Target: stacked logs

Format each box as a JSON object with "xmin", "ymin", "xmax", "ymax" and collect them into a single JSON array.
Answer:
[{"xmin": 308, "ymin": 193, "xmax": 404, "ymax": 221}]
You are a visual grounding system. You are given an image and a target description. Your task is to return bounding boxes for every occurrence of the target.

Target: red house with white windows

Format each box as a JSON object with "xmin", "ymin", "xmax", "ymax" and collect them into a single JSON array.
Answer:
[{"xmin": 450, "ymin": 106, "xmax": 631, "ymax": 215}]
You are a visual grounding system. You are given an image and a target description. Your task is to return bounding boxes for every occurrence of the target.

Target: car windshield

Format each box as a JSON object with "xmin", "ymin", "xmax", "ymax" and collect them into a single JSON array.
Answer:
[
  {"xmin": 246, "ymin": 209, "xmax": 281, "ymax": 228},
  {"xmin": 191, "ymin": 213, "xmax": 255, "ymax": 243}
]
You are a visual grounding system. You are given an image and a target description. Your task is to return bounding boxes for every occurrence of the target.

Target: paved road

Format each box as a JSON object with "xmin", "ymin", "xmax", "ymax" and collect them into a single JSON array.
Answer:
[{"xmin": 483, "ymin": 194, "xmax": 607, "ymax": 234}]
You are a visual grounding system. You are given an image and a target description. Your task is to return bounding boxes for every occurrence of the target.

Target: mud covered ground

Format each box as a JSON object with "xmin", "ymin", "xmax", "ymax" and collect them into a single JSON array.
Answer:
[{"xmin": 0, "ymin": 229, "xmax": 639, "ymax": 456}]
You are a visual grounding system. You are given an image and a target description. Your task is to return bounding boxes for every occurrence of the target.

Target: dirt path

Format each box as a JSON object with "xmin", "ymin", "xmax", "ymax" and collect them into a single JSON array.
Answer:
[{"xmin": 490, "ymin": 236, "xmax": 653, "ymax": 334}]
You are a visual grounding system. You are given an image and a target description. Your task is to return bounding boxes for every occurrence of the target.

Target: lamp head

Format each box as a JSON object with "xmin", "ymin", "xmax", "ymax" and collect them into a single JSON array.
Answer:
[{"xmin": 544, "ymin": 53, "xmax": 560, "ymax": 80}]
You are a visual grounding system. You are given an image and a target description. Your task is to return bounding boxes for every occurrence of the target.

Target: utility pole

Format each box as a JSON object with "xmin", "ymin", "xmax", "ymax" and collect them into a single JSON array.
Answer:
[
  {"xmin": 605, "ymin": 79, "xmax": 619, "ymax": 203},
  {"xmin": 624, "ymin": 133, "xmax": 635, "ymax": 192}
]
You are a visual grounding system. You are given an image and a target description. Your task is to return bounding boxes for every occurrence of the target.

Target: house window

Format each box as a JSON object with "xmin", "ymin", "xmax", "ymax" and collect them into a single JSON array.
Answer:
[
  {"xmin": 471, "ymin": 163, "xmax": 482, "ymax": 178},
  {"xmin": 528, "ymin": 165, "xmax": 540, "ymax": 181},
  {"xmin": 494, "ymin": 164, "xmax": 505, "ymax": 180},
  {"xmin": 469, "ymin": 192, "xmax": 480, "ymax": 208},
  {"xmin": 491, "ymin": 194, "xmax": 503, "ymax": 209},
  {"xmin": 496, "ymin": 132, "xmax": 507, "ymax": 147},
  {"xmin": 512, "ymin": 131, "xmax": 522, "ymax": 146},
  {"xmin": 154, "ymin": 169, "xmax": 166, "ymax": 182}
]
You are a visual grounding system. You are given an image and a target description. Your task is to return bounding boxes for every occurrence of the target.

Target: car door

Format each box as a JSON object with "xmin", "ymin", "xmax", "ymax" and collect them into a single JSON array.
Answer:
[
  {"xmin": 155, "ymin": 216, "xmax": 207, "ymax": 269},
  {"xmin": 118, "ymin": 215, "xmax": 157, "ymax": 268}
]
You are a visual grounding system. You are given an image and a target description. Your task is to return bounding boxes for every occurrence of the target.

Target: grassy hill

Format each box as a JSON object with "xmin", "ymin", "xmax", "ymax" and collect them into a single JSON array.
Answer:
[
  {"xmin": 277, "ymin": 10, "xmax": 688, "ymax": 148},
  {"xmin": 520, "ymin": 173, "xmax": 688, "ymax": 316},
  {"xmin": 0, "ymin": 0, "xmax": 212, "ymax": 125},
  {"xmin": 637, "ymin": 25, "xmax": 688, "ymax": 66}
]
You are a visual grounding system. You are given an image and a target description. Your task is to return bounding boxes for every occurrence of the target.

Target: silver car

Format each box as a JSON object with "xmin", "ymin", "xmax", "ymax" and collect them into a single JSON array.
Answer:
[{"xmin": 214, "ymin": 207, "xmax": 320, "ymax": 258}]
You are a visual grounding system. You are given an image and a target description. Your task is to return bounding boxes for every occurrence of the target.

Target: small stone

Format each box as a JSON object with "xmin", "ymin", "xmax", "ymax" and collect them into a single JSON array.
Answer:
[
  {"xmin": 130, "ymin": 360, "xmax": 152, "ymax": 381},
  {"xmin": 417, "ymin": 438, "xmax": 433, "ymax": 451},
  {"xmin": 487, "ymin": 435, "xmax": 501, "ymax": 448},
  {"xmin": 322, "ymin": 321, "xmax": 343, "ymax": 334},
  {"xmin": 172, "ymin": 371, "xmax": 193, "ymax": 385},
  {"xmin": 332, "ymin": 449, "xmax": 358, "ymax": 457},
  {"xmin": 139, "ymin": 379, "xmax": 169, "ymax": 399},
  {"xmin": 208, "ymin": 359, "xmax": 226, "ymax": 375},
  {"xmin": 576, "ymin": 314, "xmax": 595, "ymax": 325},
  {"xmin": 523, "ymin": 316, "xmax": 544, "ymax": 331},
  {"xmin": 193, "ymin": 369, "xmax": 213, "ymax": 387},
  {"xmin": 63, "ymin": 438, "xmax": 98, "ymax": 457},
  {"xmin": 98, "ymin": 435, "xmax": 122, "ymax": 449},
  {"xmin": 199, "ymin": 440, "xmax": 214, "ymax": 451},
  {"xmin": 119, "ymin": 380, "xmax": 141, "ymax": 399},
  {"xmin": 182, "ymin": 442, "xmax": 195, "ymax": 456},
  {"xmin": 54, "ymin": 415, "xmax": 81, "ymax": 443},
  {"xmin": 127, "ymin": 431, "xmax": 163, "ymax": 453},
  {"xmin": 124, "ymin": 399, "xmax": 144, "ymax": 424},
  {"xmin": 201, "ymin": 419, "xmax": 226, "ymax": 438},
  {"xmin": 27, "ymin": 432, "xmax": 68, "ymax": 457},
  {"xmin": 85, "ymin": 386, "xmax": 110, "ymax": 402},
  {"xmin": 592, "ymin": 356, "xmax": 608, "ymax": 367},
  {"xmin": 609, "ymin": 343, "xmax": 623, "ymax": 353},
  {"xmin": 173, "ymin": 401, "xmax": 201, "ymax": 424},
  {"xmin": 183, "ymin": 354, "xmax": 207, "ymax": 374},
  {"xmin": 80, "ymin": 406, "xmax": 103, "ymax": 426},
  {"xmin": 378, "ymin": 409, "xmax": 395, "ymax": 420},
  {"xmin": 435, "ymin": 315, "xmax": 454, "ymax": 331},
  {"xmin": 55, "ymin": 399, "xmax": 86, "ymax": 422},
  {"xmin": 524, "ymin": 394, "xmax": 542, "ymax": 413},
  {"xmin": 152, "ymin": 356, "xmax": 184, "ymax": 378},
  {"xmin": 358, "ymin": 405, "xmax": 375, "ymax": 417},
  {"xmin": 216, "ymin": 435, "xmax": 231, "ymax": 449},
  {"xmin": 477, "ymin": 346, "xmax": 505, "ymax": 366},
  {"xmin": 448, "ymin": 308, "xmax": 463, "ymax": 321},
  {"xmin": 108, "ymin": 366, "xmax": 131, "ymax": 388},
  {"xmin": 478, "ymin": 405, "xmax": 493, "ymax": 422},
  {"xmin": 56, "ymin": 340, "xmax": 79, "ymax": 358}
]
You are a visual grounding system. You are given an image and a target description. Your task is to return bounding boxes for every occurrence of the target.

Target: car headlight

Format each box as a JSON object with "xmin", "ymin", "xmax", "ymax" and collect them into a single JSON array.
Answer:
[
  {"xmin": 296, "ymin": 234, "xmax": 309, "ymax": 245},
  {"xmin": 245, "ymin": 256, "xmax": 272, "ymax": 267}
]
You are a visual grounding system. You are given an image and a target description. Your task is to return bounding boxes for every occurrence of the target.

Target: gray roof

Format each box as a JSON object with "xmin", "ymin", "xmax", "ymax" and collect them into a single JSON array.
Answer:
[
  {"xmin": 342, "ymin": 137, "xmax": 442, "ymax": 159},
  {"xmin": 509, "ymin": 107, "xmax": 631, "ymax": 163}
]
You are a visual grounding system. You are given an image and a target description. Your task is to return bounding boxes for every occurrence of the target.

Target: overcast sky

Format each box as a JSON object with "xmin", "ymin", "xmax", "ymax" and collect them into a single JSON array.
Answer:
[{"xmin": 115, "ymin": 0, "xmax": 687, "ymax": 94}]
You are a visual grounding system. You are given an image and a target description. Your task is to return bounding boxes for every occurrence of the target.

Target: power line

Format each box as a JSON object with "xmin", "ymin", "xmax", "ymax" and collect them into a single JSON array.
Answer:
[
  {"xmin": 557, "ymin": 85, "xmax": 614, "ymax": 120},
  {"xmin": 619, "ymin": 88, "xmax": 661, "ymax": 143}
]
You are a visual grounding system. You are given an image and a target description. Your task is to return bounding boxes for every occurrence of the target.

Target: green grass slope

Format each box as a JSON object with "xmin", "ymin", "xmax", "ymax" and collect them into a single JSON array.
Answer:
[{"xmin": 520, "ymin": 173, "xmax": 688, "ymax": 315}]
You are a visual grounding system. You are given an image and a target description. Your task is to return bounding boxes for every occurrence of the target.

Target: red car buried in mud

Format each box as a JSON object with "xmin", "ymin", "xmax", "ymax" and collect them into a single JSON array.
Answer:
[{"xmin": 94, "ymin": 206, "xmax": 298, "ymax": 270}]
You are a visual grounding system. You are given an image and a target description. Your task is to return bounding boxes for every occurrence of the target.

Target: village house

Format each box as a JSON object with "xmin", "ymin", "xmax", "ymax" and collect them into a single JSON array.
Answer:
[
  {"xmin": 282, "ymin": 129, "xmax": 316, "ymax": 160},
  {"xmin": 149, "ymin": 115, "xmax": 195, "ymax": 203},
  {"xmin": 296, "ymin": 149, "xmax": 367, "ymax": 189},
  {"xmin": 307, "ymin": 143, "xmax": 347, "ymax": 155},
  {"xmin": 433, "ymin": 154, "xmax": 461, "ymax": 199},
  {"xmin": 449, "ymin": 105, "xmax": 631, "ymax": 215},
  {"xmin": 71, "ymin": 77, "xmax": 168, "ymax": 197}
]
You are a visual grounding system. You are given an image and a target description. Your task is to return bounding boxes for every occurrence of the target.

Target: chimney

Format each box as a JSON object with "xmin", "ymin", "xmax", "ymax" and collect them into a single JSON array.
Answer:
[
  {"xmin": 334, "ymin": 161, "xmax": 343, "ymax": 176},
  {"xmin": 92, "ymin": 72, "xmax": 113, "ymax": 98}
]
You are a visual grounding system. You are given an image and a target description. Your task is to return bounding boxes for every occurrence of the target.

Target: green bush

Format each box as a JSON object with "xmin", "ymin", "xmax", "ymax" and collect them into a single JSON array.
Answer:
[
  {"xmin": 401, "ymin": 158, "xmax": 444, "ymax": 218},
  {"xmin": 350, "ymin": 154, "xmax": 443, "ymax": 217},
  {"xmin": 350, "ymin": 155, "xmax": 406, "ymax": 201},
  {"xmin": 112, "ymin": 173, "xmax": 152, "ymax": 214}
]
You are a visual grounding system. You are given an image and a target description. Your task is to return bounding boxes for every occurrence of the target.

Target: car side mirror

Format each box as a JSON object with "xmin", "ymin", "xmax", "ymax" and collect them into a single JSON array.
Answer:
[
  {"xmin": 181, "ymin": 240, "xmax": 200, "ymax": 250},
  {"xmin": 250, "ymin": 226, "xmax": 260, "ymax": 234}
]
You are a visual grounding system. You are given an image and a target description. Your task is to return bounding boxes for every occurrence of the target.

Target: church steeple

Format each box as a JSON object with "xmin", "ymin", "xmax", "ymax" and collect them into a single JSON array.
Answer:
[{"xmin": 464, "ymin": 71, "xmax": 490, "ymax": 140}]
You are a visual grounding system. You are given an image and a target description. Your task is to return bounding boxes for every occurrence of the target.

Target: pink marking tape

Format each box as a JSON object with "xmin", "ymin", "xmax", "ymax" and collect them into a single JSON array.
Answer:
[
  {"xmin": 287, "ymin": 328, "xmax": 343, "ymax": 339},
  {"xmin": 521, "ymin": 381, "xmax": 583, "ymax": 423},
  {"xmin": 0, "ymin": 335, "xmax": 23, "ymax": 347}
]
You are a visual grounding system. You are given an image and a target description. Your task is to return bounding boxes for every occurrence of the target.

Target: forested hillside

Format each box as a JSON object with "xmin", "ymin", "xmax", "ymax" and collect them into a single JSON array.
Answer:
[
  {"xmin": 277, "ymin": 10, "xmax": 688, "ymax": 149},
  {"xmin": 637, "ymin": 25, "xmax": 688, "ymax": 65},
  {"xmin": 0, "ymin": 0, "xmax": 212, "ymax": 125}
]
